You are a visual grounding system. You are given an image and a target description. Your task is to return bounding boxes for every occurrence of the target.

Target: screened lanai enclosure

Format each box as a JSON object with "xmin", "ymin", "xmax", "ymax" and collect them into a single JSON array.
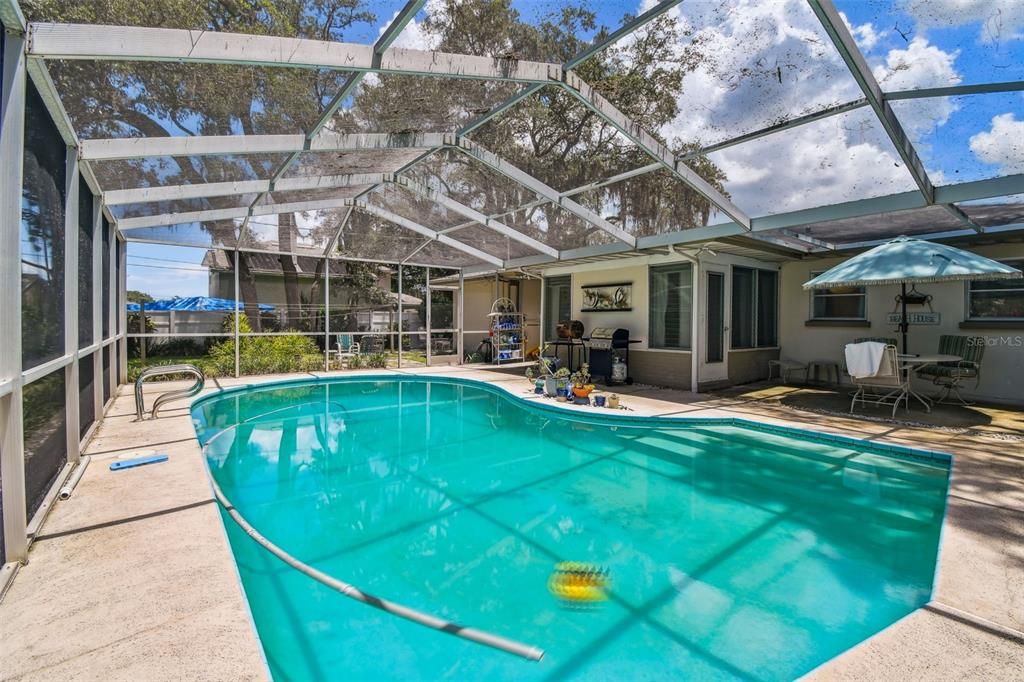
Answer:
[{"xmin": 2, "ymin": 0, "xmax": 1023, "ymax": 573}]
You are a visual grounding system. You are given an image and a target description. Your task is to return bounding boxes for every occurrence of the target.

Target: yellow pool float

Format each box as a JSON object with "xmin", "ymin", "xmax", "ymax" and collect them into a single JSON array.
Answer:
[{"xmin": 548, "ymin": 562, "xmax": 609, "ymax": 602}]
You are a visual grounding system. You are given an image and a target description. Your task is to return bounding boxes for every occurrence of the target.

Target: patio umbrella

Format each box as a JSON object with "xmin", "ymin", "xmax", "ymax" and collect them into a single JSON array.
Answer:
[{"xmin": 803, "ymin": 236, "xmax": 1022, "ymax": 353}]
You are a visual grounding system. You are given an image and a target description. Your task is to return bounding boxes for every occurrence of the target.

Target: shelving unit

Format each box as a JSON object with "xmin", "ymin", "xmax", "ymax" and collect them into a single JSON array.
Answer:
[{"xmin": 488, "ymin": 298, "xmax": 525, "ymax": 364}]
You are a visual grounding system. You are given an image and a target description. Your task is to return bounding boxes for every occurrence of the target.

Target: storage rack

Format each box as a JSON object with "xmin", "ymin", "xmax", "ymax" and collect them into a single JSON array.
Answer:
[{"xmin": 488, "ymin": 298, "xmax": 525, "ymax": 364}]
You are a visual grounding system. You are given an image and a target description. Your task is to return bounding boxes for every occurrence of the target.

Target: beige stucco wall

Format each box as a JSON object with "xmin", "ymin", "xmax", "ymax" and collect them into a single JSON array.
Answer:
[
  {"xmin": 630, "ymin": 349, "xmax": 692, "ymax": 389},
  {"xmin": 461, "ymin": 276, "xmax": 542, "ymax": 357},
  {"xmin": 728, "ymin": 348, "xmax": 779, "ymax": 385},
  {"xmin": 537, "ymin": 251, "xmax": 782, "ymax": 389},
  {"xmin": 779, "ymin": 243, "xmax": 1024, "ymax": 405}
]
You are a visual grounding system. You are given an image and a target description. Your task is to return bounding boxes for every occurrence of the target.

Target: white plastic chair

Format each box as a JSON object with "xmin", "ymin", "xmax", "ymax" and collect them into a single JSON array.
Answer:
[{"xmin": 336, "ymin": 334, "xmax": 361, "ymax": 368}]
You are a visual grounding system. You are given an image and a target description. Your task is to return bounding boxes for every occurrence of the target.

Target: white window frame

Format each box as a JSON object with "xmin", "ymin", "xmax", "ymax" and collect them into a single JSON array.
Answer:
[
  {"xmin": 966, "ymin": 259, "xmax": 1024, "ymax": 322},
  {"xmin": 731, "ymin": 266, "xmax": 779, "ymax": 349},
  {"xmin": 648, "ymin": 262, "xmax": 693, "ymax": 351},
  {"xmin": 808, "ymin": 270, "xmax": 867, "ymax": 321}
]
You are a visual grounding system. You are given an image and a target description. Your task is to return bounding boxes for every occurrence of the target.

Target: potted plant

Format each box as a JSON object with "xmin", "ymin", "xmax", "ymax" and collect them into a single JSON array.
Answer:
[
  {"xmin": 607, "ymin": 394, "xmax": 620, "ymax": 409},
  {"xmin": 570, "ymin": 364, "xmax": 595, "ymax": 400},
  {"xmin": 553, "ymin": 366, "xmax": 570, "ymax": 397},
  {"xmin": 525, "ymin": 346, "xmax": 560, "ymax": 395}
]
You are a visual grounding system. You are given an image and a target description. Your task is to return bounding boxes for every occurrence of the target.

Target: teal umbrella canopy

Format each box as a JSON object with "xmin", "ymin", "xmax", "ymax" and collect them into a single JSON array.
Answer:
[{"xmin": 803, "ymin": 236, "xmax": 1022, "ymax": 289}]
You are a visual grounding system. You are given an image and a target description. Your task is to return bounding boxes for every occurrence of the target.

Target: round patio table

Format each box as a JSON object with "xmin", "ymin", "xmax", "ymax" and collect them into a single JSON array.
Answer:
[{"xmin": 898, "ymin": 353, "xmax": 962, "ymax": 412}]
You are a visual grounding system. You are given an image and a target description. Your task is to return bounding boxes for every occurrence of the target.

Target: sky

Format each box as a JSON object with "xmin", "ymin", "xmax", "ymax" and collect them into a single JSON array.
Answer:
[
  {"xmin": 121, "ymin": 0, "xmax": 1024, "ymax": 284},
  {"xmin": 633, "ymin": 0, "xmax": 1023, "ymax": 219},
  {"xmin": 127, "ymin": 242, "xmax": 211, "ymax": 300},
  {"xmin": 387, "ymin": 0, "xmax": 1022, "ymax": 220}
]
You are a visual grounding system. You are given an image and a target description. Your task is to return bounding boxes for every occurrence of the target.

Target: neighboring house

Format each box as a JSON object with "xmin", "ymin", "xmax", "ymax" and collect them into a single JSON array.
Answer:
[{"xmin": 201, "ymin": 250, "xmax": 423, "ymax": 334}]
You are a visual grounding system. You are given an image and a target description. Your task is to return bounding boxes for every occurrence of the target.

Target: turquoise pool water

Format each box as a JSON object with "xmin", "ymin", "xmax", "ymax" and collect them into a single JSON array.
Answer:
[{"xmin": 192, "ymin": 377, "xmax": 949, "ymax": 681}]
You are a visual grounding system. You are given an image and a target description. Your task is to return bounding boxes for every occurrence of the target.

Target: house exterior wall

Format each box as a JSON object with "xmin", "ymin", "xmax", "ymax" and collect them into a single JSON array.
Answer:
[
  {"xmin": 779, "ymin": 242, "xmax": 1024, "ymax": 405},
  {"xmin": 462, "ymin": 278, "xmax": 495, "ymax": 356},
  {"xmin": 460, "ymin": 276, "xmax": 542, "ymax": 359},
  {"xmin": 537, "ymin": 251, "xmax": 782, "ymax": 389},
  {"xmin": 520, "ymin": 278, "xmax": 542, "ymax": 355}
]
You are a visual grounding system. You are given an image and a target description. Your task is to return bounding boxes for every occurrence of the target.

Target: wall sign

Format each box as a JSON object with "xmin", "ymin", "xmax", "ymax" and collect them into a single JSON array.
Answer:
[
  {"xmin": 582, "ymin": 282, "xmax": 632, "ymax": 312},
  {"xmin": 887, "ymin": 312, "xmax": 941, "ymax": 325}
]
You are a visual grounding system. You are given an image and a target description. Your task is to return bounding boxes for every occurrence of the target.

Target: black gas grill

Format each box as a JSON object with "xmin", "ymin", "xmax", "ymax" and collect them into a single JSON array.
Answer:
[{"xmin": 585, "ymin": 328, "xmax": 639, "ymax": 385}]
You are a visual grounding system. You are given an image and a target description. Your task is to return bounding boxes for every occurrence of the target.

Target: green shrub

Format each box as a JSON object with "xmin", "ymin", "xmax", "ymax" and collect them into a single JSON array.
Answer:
[
  {"xmin": 129, "ymin": 314, "xmax": 323, "ymax": 380},
  {"xmin": 205, "ymin": 333, "xmax": 322, "ymax": 377},
  {"xmin": 365, "ymin": 352, "xmax": 388, "ymax": 368}
]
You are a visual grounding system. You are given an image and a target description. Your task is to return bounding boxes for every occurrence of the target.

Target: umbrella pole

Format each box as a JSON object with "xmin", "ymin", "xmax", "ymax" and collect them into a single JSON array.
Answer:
[{"xmin": 901, "ymin": 282, "xmax": 909, "ymax": 354}]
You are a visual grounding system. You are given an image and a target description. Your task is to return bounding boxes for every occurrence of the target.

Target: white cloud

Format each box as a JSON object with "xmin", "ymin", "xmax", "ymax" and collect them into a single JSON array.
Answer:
[
  {"xmin": 840, "ymin": 11, "xmax": 880, "ymax": 51},
  {"xmin": 708, "ymin": 108, "xmax": 917, "ymax": 217},
  {"xmin": 385, "ymin": 0, "xmax": 445, "ymax": 51},
  {"xmin": 871, "ymin": 36, "xmax": 961, "ymax": 144},
  {"xmin": 969, "ymin": 113, "xmax": 1024, "ymax": 174},
  {"xmin": 903, "ymin": 0, "xmax": 1024, "ymax": 44},
  {"xmin": 872, "ymin": 37, "xmax": 961, "ymax": 91},
  {"xmin": 656, "ymin": 0, "xmax": 864, "ymax": 148},
  {"xmin": 638, "ymin": 0, "xmax": 940, "ymax": 217}
]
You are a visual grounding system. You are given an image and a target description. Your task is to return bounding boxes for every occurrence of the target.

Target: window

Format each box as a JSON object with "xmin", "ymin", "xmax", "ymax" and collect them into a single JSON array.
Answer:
[
  {"xmin": 731, "ymin": 267, "xmax": 778, "ymax": 348},
  {"xmin": 649, "ymin": 263, "xmax": 692, "ymax": 350},
  {"xmin": 809, "ymin": 271, "xmax": 866, "ymax": 320},
  {"xmin": 543, "ymin": 275, "xmax": 571, "ymax": 341},
  {"xmin": 968, "ymin": 261, "xmax": 1024, "ymax": 320}
]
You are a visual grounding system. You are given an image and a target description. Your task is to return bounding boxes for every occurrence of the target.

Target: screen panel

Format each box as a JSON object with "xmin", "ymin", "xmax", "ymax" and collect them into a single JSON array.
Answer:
[
  {"xmin": 891, "ymin": 92, "xmax": 1024, "ymax": 184},
  {"xmin": 836, "ymin": 0, "xmax": 1024, "ymax": 92},
  {"xmin": 572, "ymin": 167, "xmax": 730, "ymax": 237},
  {"xmin": 122, "ymin": 221, "xmax": 240, "ymax": 250},
  {"xmin": 957, "ymin": 193, "xmax": 1024, "ymax": 229},
  {"xmin": 333, "ymin": 74, "xmax": 525, "ymax": 134},
  {"xmin": 401, "ymin": 148, "xmax": 541, "ymax": 215},
  {"xmin": 470, "ymin": 85, "xmax": 654, "ymax": 192},
  {"xmin": 21, "ymin": 81, "xmax": 67, "ymax": 370},
  {"xmin": 701, "ymin": 107, "xmax": 919, "ymax": 218},
  {"xmin": 90, "ymin": 154, "xmax": 291, "ymax": 192},
  {"xmin": 23, "ymin": 370, "xmax": 68, "ymax": 520},
  {"xmin": 575, "ymin": 1, "xmax": 863, "ymax": 150}
]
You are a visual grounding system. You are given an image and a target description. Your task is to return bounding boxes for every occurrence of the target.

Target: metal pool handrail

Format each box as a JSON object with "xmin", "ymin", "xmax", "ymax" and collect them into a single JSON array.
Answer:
[
  {"xmin": 135, "ymin": 364, "xmax": 206, "ymax": 420},
  {"xmin": 203, "ymin": 469, "xmax": 545, "ymax": 662}
]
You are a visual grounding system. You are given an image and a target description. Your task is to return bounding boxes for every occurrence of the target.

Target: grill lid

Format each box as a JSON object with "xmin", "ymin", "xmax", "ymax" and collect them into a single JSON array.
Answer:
[{"xmin": 590, "ymin": 327, "xmax": 628, "ymax": 340}]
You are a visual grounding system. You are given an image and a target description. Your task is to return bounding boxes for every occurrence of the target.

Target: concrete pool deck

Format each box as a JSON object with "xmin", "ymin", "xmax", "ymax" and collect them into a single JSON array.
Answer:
[{"xmin": 1, "ymin": 366, "xmax": 1021, "ymax": 680}]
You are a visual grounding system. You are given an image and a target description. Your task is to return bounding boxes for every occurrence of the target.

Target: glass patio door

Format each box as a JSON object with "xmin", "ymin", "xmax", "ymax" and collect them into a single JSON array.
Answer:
[{"xmin": 701, "ymin": 270, "xmax": 729, "ymax": 383}]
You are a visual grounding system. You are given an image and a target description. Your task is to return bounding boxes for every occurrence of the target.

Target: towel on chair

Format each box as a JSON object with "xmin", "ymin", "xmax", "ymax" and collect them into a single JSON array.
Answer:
[{"xmin": 845, "ymin": 342, "xmax": 889, "ymax": 379}]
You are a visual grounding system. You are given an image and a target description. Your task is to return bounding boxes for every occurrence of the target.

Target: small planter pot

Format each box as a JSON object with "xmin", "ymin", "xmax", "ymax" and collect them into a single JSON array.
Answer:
[
  {"xmin": 544, "ymin": 378, "xmax": 558, "ymax": 396},
  {"xmin": 593, "ymin": 395, "xmax": 606, "ymax": 407},
  {"xmin": 607, "ymin": 394, "xmax": 620, "ymax": 409},
  {"xmin": 572, "ymin": 386, "xmax": 593, "ymax": 399}
]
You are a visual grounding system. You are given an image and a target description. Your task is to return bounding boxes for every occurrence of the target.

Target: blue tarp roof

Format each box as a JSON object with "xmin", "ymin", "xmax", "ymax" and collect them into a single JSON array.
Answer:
[{"xmin": 125, "ymin": 296, "xmax": 275, "ymax": 312}]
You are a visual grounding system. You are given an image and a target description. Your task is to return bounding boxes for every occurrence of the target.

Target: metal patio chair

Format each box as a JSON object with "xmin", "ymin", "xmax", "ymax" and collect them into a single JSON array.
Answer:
[
  {"xmin": 915, "ymin": 335, "xmax": 985, "ymax": 405},
  {"xmin": 767, "ymin": 357, "xmax": 808, "ymax": 383},
  {"xmin": 849, "ymin": 344, "xmax": 909, "ymax": 418}
]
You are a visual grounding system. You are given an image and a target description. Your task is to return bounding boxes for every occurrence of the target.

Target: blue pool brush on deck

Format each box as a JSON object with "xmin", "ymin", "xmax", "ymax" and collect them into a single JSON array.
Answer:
[{"xmin": 110, "ymin": 454, "xmax": 169, "ymax": 471}]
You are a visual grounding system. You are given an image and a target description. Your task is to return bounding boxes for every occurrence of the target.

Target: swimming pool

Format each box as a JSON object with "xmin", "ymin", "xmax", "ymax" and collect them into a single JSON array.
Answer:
[{"xmin": 192, "ymin": 376, "xmax": 950, "ymax": 681}]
